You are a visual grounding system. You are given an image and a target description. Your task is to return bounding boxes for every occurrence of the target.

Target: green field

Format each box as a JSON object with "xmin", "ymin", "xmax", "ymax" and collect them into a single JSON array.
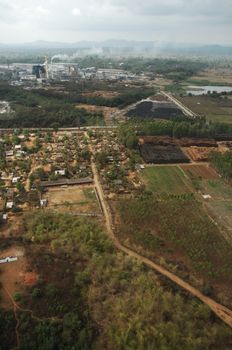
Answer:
[
  {"xmin": 196, "ymin": 179, "xmax": 232, "ymax": 241},
  {"xmin": 198, "ymin": 179, "xmax": 232, "ymax": 200},
  {"xmin": 141, "ymin": 166, "xmax": 193, "ymax": 195},
  {"xmin": 141, "ymin": 165, "xmax": 232, "ymax": 236},
  {"xmin": 179, "ymin": 95, "xmax": 232, "ymax": 124}
]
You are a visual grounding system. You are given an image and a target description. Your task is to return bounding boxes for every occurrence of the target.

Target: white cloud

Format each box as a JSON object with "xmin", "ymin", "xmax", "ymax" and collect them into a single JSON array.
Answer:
[
  {"xmin": 72, "ymin": 7, "xmax": 81, "ymax": 16},
  {"xmin": 0, "ymin": 0, "xmax": 231, "ymax": 44}
]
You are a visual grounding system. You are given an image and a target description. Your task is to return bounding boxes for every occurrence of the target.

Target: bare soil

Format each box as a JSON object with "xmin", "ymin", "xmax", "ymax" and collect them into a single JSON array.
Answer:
[
  {"xmin": 0, "ymin": 245, "xmax": 38, "ymax": 310},
  {"xmin": 76, "ymin": 104, "xmax": 120, "ymax": 124},
  {"xmin": 43, "ymin": 185, "xmax": 100, "ymax": 214},
  {"xmin": 184, "ymin": 147, "xmax": 217, "ymax": 162},
  {"xmin": 82, "ymin": 91, "xmax": 119, "ymax": 98}
]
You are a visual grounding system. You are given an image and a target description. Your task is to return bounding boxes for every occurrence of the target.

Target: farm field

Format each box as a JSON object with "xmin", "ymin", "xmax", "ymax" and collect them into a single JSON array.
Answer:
[
  {"xmin": 179, "ymin": 95, "xmax": 232, "ymax": 124},
  {"xmin": 189, "ymin": 69, "xmax": 232, "ymax": 85},
  {"xmin": 198, "ymin": 179, "xmax": 232, "ymax": 200},
  {"xmin": 115, "ymin": 163, "xmax": 232, "ymax": 306},
  {"xmin": 148, "ymin": 163, "xmax": 232, "ymax": 234},
  {"xmin": 116, "ymin": 196, "xmax": 232, "ymax": 304},
  {"xmin": 180, "ymin": 164, "xmax": 219, "ymax": 180},
  {"xmin": 141, "ymin": 166, "xmax": 193, "ymax": 195},
  {"xmin": 43, "ymin": 185, "xmax": 101, "ymax": 215},
  {"xmin": 206, "ymin": 200, "xmax": 232, "ymax": 240},
  {"xmin": 180, "ymin": 165, "xmax": 232, "ymax": 235}
]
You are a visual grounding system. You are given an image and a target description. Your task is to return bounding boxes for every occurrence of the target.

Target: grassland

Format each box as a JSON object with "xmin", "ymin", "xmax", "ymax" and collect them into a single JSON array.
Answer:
[
  {"xmin": 141, "ymin": 166, "xmax": 193, "ymax": 195},
  {"xmin": 197, "ymin": 179, "xmax": 232, "ymax": 200},
  {"xmin": 189, "ymin": 69, "xmax": 232, "ymax": 85},
  {"xmin": 179, "ymin": 167, "xmax": 232, "ymax": 241},
  {"xmin": 179, "ymin": 95, "xmax": 232, "ymax": 124}
]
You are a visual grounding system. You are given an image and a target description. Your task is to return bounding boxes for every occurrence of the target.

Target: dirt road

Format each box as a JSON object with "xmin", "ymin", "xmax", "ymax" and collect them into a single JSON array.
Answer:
[
  {"xmin": 161, "ymin": 91, "xmax": 197, "ymax": 118},
  {"xmin": 87, "ymin": 135, "xmax": 232, "ymax": 329}
]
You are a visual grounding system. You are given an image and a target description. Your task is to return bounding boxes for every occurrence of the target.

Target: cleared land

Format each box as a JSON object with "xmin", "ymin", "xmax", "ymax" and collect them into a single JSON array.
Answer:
[
  {"xmin": 141, "ymin": 166, "xmax": 193, "ymax": 194},
  {"xmin": 43, "ymin": 185, "xmax": 101, "ymax": 215},
  {"xmin": 183, "ymin": 146, "xmax": 218, "ymax": 162},
  {"xmin": 0, "ymin": 245, "xmax": 37, "ymax": 310},
  {"xmin": 115, "ymin": 163, "xmax": 232, "ymax": 306},
  {"xmin": 179, "ymin": 95, "xmax": 232, "ymax": 124},
  {"xmin": 76, "ymin": 104, "xmax": 120, "ymax": 124}
]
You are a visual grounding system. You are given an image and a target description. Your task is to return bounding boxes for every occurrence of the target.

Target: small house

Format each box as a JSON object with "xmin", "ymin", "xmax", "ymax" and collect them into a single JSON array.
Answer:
[
  {"xmin": 55, "ymin": 170, "xmax": 66, "ymax": 176},
  {"xmin": 6, "ymin": 201, "xmax": 13, "ymax": 209},
  {"xmin": 12, "ymin": 177, "xmax": 20, "ymax": 184}
]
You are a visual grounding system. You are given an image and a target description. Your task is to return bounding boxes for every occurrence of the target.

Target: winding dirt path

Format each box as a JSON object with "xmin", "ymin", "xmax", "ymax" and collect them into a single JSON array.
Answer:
[
  {"xmin": 87, "ymin": 137, "xmax": 232, "ymax": 329},
  {"xmin": 3, "ymin": 286, "xmax": 63, "ymax": 349}
]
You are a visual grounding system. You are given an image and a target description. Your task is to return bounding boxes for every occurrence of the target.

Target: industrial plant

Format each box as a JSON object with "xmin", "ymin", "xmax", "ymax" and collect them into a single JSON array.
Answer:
[{"xmin": 0, "ymin": 56, "xmax": 135, "ymax": 86}]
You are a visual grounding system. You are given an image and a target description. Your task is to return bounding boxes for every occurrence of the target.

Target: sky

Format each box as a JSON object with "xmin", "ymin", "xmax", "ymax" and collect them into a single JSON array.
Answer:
[{"xmin": 0, "ymin": 0, "xmax": 232, "ymax": 45}]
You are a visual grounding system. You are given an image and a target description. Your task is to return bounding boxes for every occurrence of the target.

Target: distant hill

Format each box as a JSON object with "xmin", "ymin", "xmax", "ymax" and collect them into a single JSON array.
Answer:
[{"xmin": 0, "ymin": 40, "xmax": 232, "ymax": 57}]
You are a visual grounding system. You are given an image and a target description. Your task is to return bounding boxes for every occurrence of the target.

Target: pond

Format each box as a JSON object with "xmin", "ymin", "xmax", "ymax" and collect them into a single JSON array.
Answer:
[{"xmin": 186, "ymin": 85, "xmax": 232, "ymax": 96}]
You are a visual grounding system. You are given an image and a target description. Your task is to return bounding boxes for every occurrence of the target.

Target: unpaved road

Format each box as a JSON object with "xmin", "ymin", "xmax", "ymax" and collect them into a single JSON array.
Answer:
[
  {"xmin": 161, "ymin": 91, "xmax": 197, "ymax": 118},
  {"xmin": 87, "ymin": 135, "xmax": 232, "ymax": 329}
]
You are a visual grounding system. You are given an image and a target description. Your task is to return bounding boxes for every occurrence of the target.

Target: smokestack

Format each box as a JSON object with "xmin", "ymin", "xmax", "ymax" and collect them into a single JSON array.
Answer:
[{"xmin": 44, "ymin": 56, "xmax": 49, "ymax": 79}]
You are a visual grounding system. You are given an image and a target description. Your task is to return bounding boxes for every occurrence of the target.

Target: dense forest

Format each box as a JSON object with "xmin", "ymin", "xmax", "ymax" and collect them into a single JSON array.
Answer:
[
  {"xmin": 0, "ymin": 212, "xmax": 232, "ymax": 349},
  {"xmin": 0, "ymin": 81, "xmax": 154, "ymax": 127},
  {"xmin": 0, "ymin": 83, "xmax": 104, "ymax": 128}
]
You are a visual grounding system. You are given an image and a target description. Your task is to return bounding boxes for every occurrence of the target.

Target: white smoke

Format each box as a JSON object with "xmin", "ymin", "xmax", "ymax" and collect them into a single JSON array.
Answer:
[{"xmin": 51, "ymin": 54, "xmax": 69, "ymax": 63}]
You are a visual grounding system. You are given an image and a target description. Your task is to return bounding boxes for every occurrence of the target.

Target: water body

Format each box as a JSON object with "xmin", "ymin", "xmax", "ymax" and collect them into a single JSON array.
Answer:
[{"xmin": 186, "ymin": 86, "xmax": 232, "ymax": 96}]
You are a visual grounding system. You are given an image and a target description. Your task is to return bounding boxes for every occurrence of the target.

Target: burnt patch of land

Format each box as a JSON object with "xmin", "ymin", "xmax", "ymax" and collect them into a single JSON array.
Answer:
[
  {"xmin": 140, "ymin": 143, "xmax": 190, "ymax": 164},
  {"xmin": 127, "ymin": 100, "xmax": 184, "ymax": 120}
]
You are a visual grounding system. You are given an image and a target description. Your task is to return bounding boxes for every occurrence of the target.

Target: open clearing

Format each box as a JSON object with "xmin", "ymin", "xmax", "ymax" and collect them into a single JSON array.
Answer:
[
  {"xmin": 76, "ymin": 104, "xmax": 119, "ymax": 124},
  {"xmin": 82, "ymin": 90, "xmax": 120, "ymax": 98},
  {"xmin": 43, "ymin": 185, "xmax": 101, "ymax": 215},
  {"xmin": 179, "ymin": 95, "xmax": 232, "ymax": 124},
  {"xmin": 0, "ymin": 245, "xmax": 37, "ymax": 309},
  {"xmin": 141, "ymin": 166, "xmax": 193, "ymax": 194}
]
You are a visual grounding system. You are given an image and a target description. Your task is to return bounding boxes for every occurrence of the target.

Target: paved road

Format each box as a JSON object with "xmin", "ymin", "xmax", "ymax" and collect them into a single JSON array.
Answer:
[
  {"xmin": 161, "ymin": 91, "xmax": 197, "ymax": 118},
  {"xmin": 87, "ymin": 134, "xmax": 232, "ymax": 329}
]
